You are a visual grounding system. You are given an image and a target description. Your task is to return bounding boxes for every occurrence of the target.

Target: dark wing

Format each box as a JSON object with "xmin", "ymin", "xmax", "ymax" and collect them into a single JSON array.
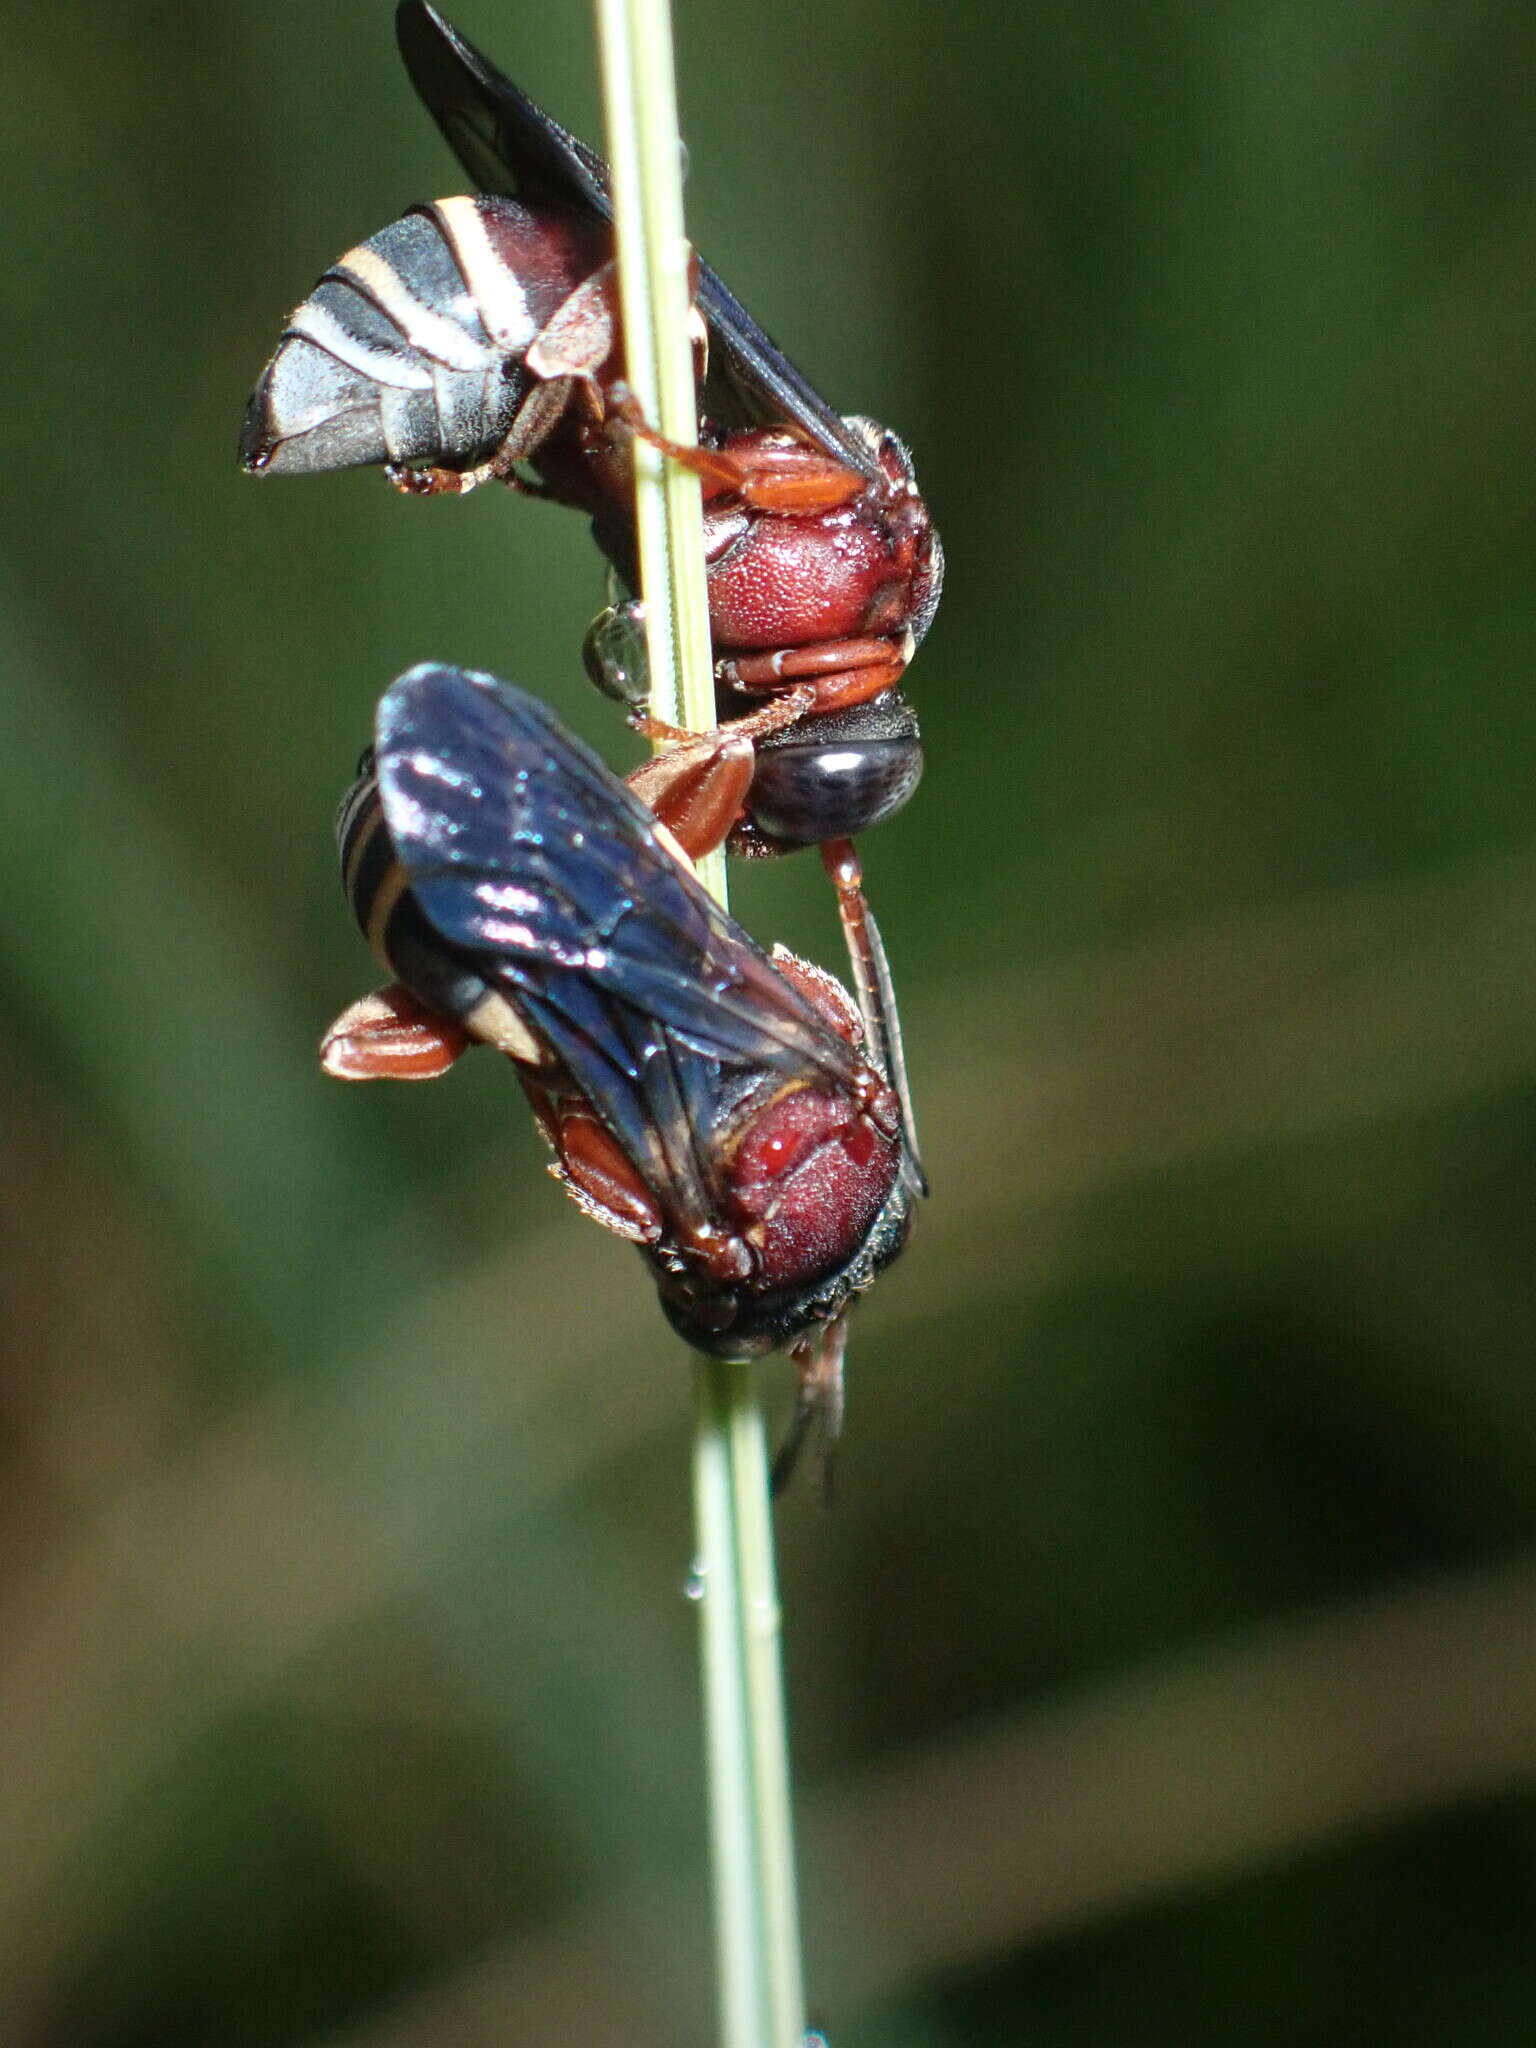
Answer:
[
  {"xmin": 375, "ymin": 663, "xmax": 861, "ymax": 1076},
  {"xmin": 375, "ymin": 664, "xmax": 866, "ymax": 1198},
  {"xmin": 692, "ymin": 268, "xmax": 879, "ymax": 477},
  {"xmin": 375, "ymin": 661, "xmax": 866, "ymax": 1221},
  {"xmin": 395, "ymin": 1, "xmax": 881, "ymax": 480},
  {"xmin": 396, "ymin": 0, "xmax": 611, "ymax": 214}
]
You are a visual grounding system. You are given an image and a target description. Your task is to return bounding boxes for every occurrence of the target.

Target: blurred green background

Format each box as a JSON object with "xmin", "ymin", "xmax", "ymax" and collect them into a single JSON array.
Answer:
[{"xmin": 4, "ymin": 0, "xmax": 1536, "ymax": 2041}]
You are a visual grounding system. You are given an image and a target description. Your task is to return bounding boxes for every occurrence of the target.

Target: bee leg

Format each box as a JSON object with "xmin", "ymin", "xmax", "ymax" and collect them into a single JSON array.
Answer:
[
  {"xmin": 721, "ymin": 637, "xmax": 908, "ymax": 711},
  {"xmin": 526, "ymin": 261, "xmax": 620, "ymax": 384},
  {"xmin": 385, "ymin": 372, "xmax": 585, "ymax": 498},
  {"xmin": 321, "ymin": 984, "xmax": 471, "ymax": 1080},
  {"xmin": 770, "ymin": 1314, "xmax": 850, "ymax": 1503},
  {"xmin": 625, "ymin": 733, "xmax": 754, "ymax": 862},
  {"xmin": 386, "ymin": 461, "xmax": 487, "ymax": 498},
  {"xmin": 607, "ymin": 384, "xmax": 867, "ymax": 514},
  {"xmin": 625, "ymin": 686, "xmax": 815, "ymax": 860},
  {"xmin": 386, "ymin": 258, "xmax": 627, "ymax": 503},
  {"xmin": 820, "ymin": 840, "xmax": 926, "ymax": 1192}
]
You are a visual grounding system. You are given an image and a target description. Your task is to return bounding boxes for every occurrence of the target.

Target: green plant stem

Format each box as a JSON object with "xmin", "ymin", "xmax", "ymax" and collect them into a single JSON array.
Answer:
[
  {"xmin": 594, "ymin": 3, "xmax": 807, "ymax": 2044},
  {"xmin": 691, "ymin": 1361, "xmax": 807, "ymax": 2047},
  {"xmin": 593, "ymin": 0, "xmax": 720, "ymax": 811}
]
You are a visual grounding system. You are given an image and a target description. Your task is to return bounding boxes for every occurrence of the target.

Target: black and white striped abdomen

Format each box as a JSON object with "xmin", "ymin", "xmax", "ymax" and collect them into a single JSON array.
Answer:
[
  {"xmin": 334, "ymin": 752, "xmax": 556, "ymax": 1068},
  {"xmin": 240, "ymin": 196, "xmax": 608, "ymax": 477},
  {"xmin": 335, "ymin": 757, "xmax": 489, "ymax": 1024}
]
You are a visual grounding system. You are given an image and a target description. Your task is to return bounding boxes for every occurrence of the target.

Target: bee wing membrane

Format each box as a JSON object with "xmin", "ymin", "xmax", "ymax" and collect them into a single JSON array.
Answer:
[
  {"xmin": 376, "ymin": 666, "xmax": 866, "ymax": 1090},
  {"xmin": 397, "ymin": 1, "xmax": 613, "ymax": 216},
  {"xmin": 692, "ymin": 265, "xmax": 882, "ymax": 478},
  {"xmin": 490, "ymin": 951, "xmax": 738, "ymax": 1241}
]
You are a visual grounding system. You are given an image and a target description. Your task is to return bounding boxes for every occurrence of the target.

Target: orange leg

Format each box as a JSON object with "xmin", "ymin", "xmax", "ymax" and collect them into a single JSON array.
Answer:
[
  {"xmin": 624, "ymin": 685, "xmax": 815, "ymax": 860},
  {"xmin": 554, "ymin": 1107, "xmax": 665, "ymax": 1242},
  {"xmin": 721, "ymin": 637, "xmax": 907, "ymax": 710},
  {"xmin": 321, "ymin": 984, "xmax": 470, "ymax": 1079},
  {"xmin": 820, "ymin": 839, "xmax": 923, "ymax": 1184},
  {"xmin": 608, "ymin": 385, "xmax": 868, "ymax": 513}
]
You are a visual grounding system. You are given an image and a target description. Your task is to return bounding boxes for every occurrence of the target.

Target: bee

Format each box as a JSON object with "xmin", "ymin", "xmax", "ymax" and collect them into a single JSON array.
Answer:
[
  {"xmin": 324, "ymin": 662, "xmax": 918, "ymax": 1477},
  {"xmin": 240, "ymin": 0, "xmax": 941, "ymax": 876}
]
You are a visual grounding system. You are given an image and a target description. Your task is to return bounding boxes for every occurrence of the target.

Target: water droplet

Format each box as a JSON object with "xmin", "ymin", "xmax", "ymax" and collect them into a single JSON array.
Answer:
[{"xmin": 683, "ymin": 1560, "xmax": 707, "ymax": 1602}]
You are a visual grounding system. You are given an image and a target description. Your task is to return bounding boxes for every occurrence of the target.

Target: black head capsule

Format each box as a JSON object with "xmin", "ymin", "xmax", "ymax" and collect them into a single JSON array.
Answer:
[
  {"xmin": 582, "ymin": 601, "xmax": 925, "ymax": 849},
  {"xmin": 735, "ymin": 694, "xmax": 924, "ymax": 853}
]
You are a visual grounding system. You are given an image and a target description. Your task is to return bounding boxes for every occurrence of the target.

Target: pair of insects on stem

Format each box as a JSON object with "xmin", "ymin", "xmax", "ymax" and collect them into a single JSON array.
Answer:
[{"xmin": 242, "ymin": 1, "xmax": 941, "ymax": 1473}]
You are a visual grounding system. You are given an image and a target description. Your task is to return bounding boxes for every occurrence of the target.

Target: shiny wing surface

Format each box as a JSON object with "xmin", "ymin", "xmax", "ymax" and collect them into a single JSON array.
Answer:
[
  {"xmin": 375, "ymin": 664, "xmax": 864, "ymax": 1090},
  {"xmin": 395, "ymin": 2, "xmax": 880, "ymax": 479}
]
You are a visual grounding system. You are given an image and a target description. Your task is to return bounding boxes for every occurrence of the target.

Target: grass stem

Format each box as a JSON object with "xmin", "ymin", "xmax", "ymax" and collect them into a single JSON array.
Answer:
[{"xmin": 594, "ymin": 2, "xmax": 807, "ymax": 2042}]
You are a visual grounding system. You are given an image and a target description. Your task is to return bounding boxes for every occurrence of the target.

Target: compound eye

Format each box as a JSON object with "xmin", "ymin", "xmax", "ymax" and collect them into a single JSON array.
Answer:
[{"xmin": 748, "ymin": 735, "xmax": 923, "ymax": 847}]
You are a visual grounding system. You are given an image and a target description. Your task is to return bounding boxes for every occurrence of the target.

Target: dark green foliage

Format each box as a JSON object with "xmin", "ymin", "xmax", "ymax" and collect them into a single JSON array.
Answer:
[{"xmin": 4, "ymin": 0, "xmax": 1536, "ymax": 2040}]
